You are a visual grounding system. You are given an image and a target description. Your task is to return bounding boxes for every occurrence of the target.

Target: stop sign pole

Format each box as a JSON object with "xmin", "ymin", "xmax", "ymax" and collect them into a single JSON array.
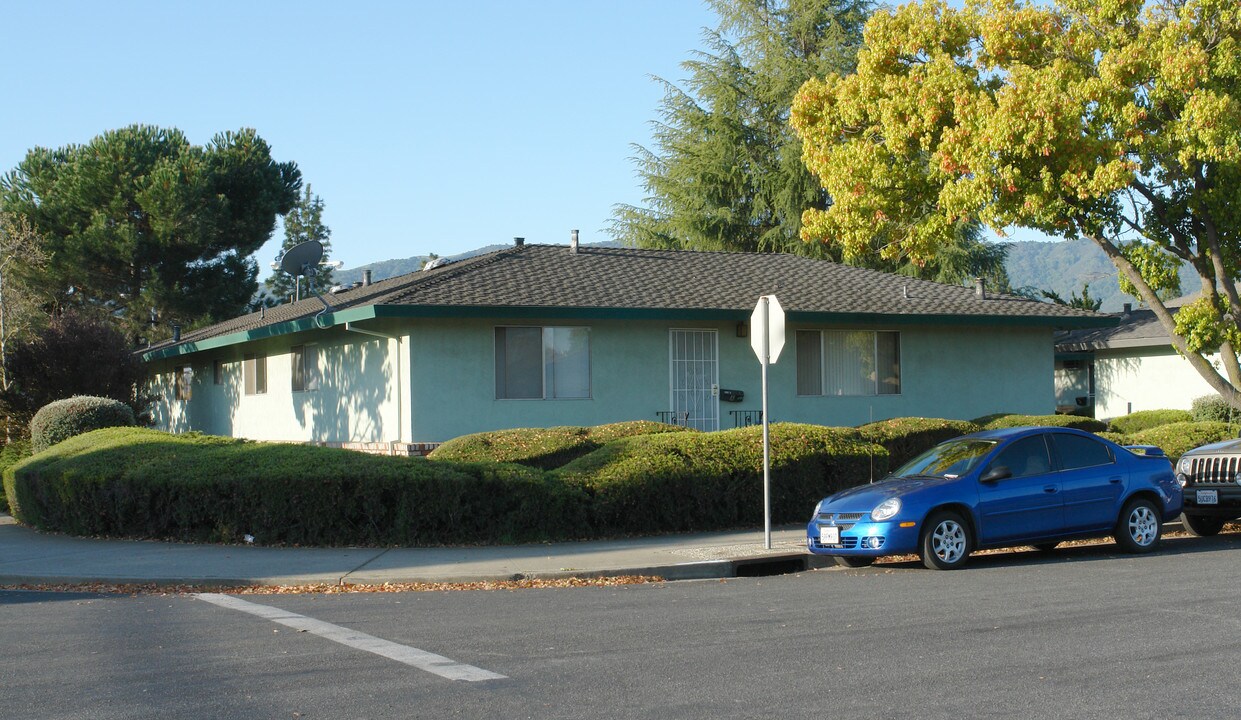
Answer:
[{"xmin": 750, "ymin": 295, "xmax": 785, "ymax": 549}]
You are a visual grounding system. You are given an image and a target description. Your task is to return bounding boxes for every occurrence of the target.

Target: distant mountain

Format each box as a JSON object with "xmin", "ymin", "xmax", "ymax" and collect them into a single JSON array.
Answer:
[
  {"xmin": 331, "ymin": 238, "xmax": 1184, "ymax": 314},
  {"xmin": 332, "ymin": 244, "xmax": 511, "ymax": 286},
  {"xmin": 1005, "ymin": 239, "xmax": 1194, "ymax": 312},
  {"xmin": 333, "ymin": 241, "xmax": 621, "ymax": 287}
]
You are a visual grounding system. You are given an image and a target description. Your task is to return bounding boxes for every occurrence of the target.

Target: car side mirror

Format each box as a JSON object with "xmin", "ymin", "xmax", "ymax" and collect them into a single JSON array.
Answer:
[{"xmin": 980, "ymin": 466, "xmax": 1012, "ymax": 483}]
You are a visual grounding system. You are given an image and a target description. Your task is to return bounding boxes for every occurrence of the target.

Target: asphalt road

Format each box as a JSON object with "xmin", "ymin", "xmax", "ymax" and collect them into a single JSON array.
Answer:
[{"xmin": 4, "ymin": 532, "xmax": 1241, "ymax": 720}]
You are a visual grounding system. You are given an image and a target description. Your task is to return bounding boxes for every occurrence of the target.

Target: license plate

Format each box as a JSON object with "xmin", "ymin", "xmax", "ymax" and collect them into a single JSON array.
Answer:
[
  {"xmin": 1197, "ymin": 489, "xmax": 1219, "ymax": 505},
  {"xmin": 819, "ymin": 526, "xmax": 841, "ymax": 545}
]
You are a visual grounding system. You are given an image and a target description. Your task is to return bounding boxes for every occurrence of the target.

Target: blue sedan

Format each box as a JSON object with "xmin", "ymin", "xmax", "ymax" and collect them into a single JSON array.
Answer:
[{"xmin": 807, "ymin": 426, "xmax": 1183, "ymax": 570}]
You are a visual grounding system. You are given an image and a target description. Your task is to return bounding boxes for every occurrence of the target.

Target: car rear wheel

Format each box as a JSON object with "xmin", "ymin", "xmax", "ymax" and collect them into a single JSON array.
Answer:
[
  {"xmin": 920, "ymin": 511, "xmax": 971, "ymax": 570},
  {"xmin": 833, "ymin": 556, "xmax": 875, "ymax": 568},
  {"xmin": 1115, "ymin": 497, "xmax": 1161, "ymax": 553},
  {"xmin": 1181, "ymin": 513, "xmax": 1225, "ymax": 537}
]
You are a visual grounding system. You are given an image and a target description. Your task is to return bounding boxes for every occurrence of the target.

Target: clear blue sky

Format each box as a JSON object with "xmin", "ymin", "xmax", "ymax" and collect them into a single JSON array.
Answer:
[
  {"xmin": 1, "ymin": 0, "xmax": 1043, "ymax": 276},
  {"xmin": 1, "ymin": 0, "xmax": 720, "ymax": 272}
]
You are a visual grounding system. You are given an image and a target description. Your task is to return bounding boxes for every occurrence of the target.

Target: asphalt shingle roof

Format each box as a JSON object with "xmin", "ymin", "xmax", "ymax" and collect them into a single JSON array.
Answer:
[
  {"xmin": 1055, "ymin": 293, "xmax": 1198, "ymax": 351},
  {"xmin": 148, "ymin": 243, "xmax": 1109, "ymax": 355}
]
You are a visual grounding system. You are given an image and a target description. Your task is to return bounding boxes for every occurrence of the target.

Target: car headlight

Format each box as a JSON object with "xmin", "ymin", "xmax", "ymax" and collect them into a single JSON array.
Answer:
[
  {"xmin": 1176, "ymin": 457, "xmax": 1192, "ymax": 475},
  {"xmin": 871, "ymin": 497, "xmax": 901, "ymax": 522}
]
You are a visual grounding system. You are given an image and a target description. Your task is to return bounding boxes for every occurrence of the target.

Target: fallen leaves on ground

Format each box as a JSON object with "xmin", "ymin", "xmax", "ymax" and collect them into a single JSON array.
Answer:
[{"xmin": 0, "ymin": 575, "xmax": 665, "ymax": 596}]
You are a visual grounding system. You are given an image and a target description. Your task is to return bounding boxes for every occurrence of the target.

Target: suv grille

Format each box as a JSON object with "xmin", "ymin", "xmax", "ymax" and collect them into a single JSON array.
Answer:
[{"xmin": 1187, "ymin": 456, "xmax": 1241, "ymax": 485}]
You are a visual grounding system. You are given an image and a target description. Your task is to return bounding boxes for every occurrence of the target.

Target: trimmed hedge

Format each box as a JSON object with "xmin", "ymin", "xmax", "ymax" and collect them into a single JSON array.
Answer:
[
  {"xmin": 4, "ymin": 423, "xmax": 883, "ymax": 544},
  {"xmin": 556, "ymin": 423, "xmax": 886, "ymax": 536},
  {"xmin": 1108, "ymin": 409, "xmax": 1194, "ymax": 435},
  {"xmin": 1126, "ymin": 421, "xmax": 1239, "ymax": 462},
  {"xmin": 857, "ymin": 417, "xmax": 981, "ymax": 469},
  {"xmin": 427, "ymin": 421, "xmax": 689, "ymax": 470},
  {"xmin": 0, "ymin": 440, "xmax": 30, "ymax": 514},
  {"xmin": 974, "ymin": 413, "xmax": 1108, "ymax": 433},
  {"xmin": 1190, "ymin": 395, "xmax": 1240, "ymax": 424},
  {"xmin": 30, "ymin": 396, "xmax": 135, "ymax": 454},
  {"xmin": 4, "ymin": 427, "xmax": 588, "ymax": 546}
]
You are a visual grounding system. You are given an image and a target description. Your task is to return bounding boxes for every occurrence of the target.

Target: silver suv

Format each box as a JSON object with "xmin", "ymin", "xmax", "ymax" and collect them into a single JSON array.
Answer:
[{"xmin": 1175, "ymin": 440, "xmax": 1241, "ymax": 535}]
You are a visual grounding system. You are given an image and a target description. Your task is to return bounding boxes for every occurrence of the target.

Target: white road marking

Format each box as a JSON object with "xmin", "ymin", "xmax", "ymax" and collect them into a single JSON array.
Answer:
[{"xmin": 194, "ymin": 593, "xmax": 506, "ymax": 682}]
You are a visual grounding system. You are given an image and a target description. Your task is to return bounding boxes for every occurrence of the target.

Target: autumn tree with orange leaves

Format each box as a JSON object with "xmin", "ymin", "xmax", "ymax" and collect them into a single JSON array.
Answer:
[{"xmin": 791, "ymin": 0, "xmax": 1241, "ymax": 407}]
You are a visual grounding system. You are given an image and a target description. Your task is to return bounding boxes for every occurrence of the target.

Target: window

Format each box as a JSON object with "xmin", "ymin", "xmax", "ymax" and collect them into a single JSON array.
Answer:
[
  {"xmin": 174, "ymin": 366, "xmax": 192, "ymax": 401},
  {"xmin": 213, "ymin": 359, "xmax": 224, "ymax": 386},
  {"xmin": 495, "ymin": 326, "xmax": 590, "ymax": 399},
  {"xmin": 987, "ymin": 435, "xmax": 1052, "ymax": 478},
  {"xmin": 291, "ymin": 345, "xmax": 319, "ymax": 392},
  {"xmin": 244, "ymin": 353, "xmax": 267, "ymax": 395},
  {"xmin": 797, "ymin": 330, "xmax": 900, "ymax": 396},
  {"xmin": 1051, "ymin": 433, "xmax": 1113, "ymax": 470}
]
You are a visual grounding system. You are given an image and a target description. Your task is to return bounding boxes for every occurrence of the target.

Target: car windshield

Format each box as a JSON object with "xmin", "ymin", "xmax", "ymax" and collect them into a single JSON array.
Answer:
[{"xmin": 893, "ymin": 439, "xmax": 997, "ymax": 479}]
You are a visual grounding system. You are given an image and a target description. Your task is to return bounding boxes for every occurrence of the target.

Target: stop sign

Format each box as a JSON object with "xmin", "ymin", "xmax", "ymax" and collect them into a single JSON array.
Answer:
[{"xmin": 750, "ymin": 295, "xmax": 785, "ymax": 363}]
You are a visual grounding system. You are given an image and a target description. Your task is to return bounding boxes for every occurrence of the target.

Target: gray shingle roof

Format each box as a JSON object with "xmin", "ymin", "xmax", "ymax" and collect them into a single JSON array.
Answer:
[
  {"xmin": 148, "ymin": 243, "xmax": 1111, "ymax": 355},
  {"xmin": 1055, "ymin": 293, "xmax": 1197, "ymax": 351}
]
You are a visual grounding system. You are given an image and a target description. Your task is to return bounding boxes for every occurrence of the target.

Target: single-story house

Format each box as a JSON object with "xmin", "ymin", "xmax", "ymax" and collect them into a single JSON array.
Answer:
[
  {"xmin": 143, "ymin": 240, "xmax": 1112, "ymax": 453},
  {"xmin": 1055, "ymin": 295, "xmax": 1221, "ymax": 418}
]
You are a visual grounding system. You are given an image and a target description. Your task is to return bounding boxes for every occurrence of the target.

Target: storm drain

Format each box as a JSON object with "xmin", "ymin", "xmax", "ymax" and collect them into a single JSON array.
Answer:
[{"xmin": 734, "ymin": 556, "xmax": 808, "ymax": 577}]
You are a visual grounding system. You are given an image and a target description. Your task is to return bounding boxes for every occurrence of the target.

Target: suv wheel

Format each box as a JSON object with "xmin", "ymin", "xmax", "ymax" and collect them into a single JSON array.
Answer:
[{"xmin": 1181, "ymin": 513, "xmax": 1225, "ymax": 537}]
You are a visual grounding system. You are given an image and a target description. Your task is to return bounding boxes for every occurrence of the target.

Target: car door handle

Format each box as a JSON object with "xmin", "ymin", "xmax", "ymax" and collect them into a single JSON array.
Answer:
[
  {"xmin": 1109, "ymin": 477, "xmax": 1122, "ymax": 484},
  {"xmin": 1044, "ymin": 485, "xmax": 1058, "ymax": 494}
]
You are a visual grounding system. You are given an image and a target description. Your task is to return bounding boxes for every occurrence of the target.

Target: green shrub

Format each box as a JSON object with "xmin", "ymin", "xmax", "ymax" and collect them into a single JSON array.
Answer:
[
  {"xmin": 5, "ymin": 427, "xmax": 589, "ymax": 546},
  {"xmin": 557, "ymin": 423, "xmax": 886, "ymax": 535},
  {"xmin": 1095, "ymin": 431, "xmax": 1130, "ymax": 446},
  {"xmin": 1127, "ymin": 421, "xmax": 1240, "ymax": 462},
  {"xmin": 1108, "ymin": 409, "xmax": 1193, "ymax": 435},
  {"xmin": 1190, "ymin": 395, "xmax": 1240, "ymax": 424},
  {"xmin": 0, "ymin": 440, "xmax": 31, "ymax": 514},
  {"xmin": 30, "ymin": 396, "xmax": 135, "ymax": 454},
  {"xmin": 428, "ymin": 421, "xmax": 689, "ymax": 470},
  {"xmin": 856, "ymin": 417, "xmax": 981, "ymax": 469},
  {"xmin": 975, "ymin": 413, "xmax": 1107, "ymax": 433}
]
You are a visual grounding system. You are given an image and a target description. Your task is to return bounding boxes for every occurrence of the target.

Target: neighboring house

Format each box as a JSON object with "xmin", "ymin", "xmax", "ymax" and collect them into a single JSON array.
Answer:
[
  {"xmin": 1055, "ymin": 295, "xmax": 1220, "ymax": 419},
  {"xmin": 143, "ymin": 241, "xmax": 1111, "ymax": 453}
]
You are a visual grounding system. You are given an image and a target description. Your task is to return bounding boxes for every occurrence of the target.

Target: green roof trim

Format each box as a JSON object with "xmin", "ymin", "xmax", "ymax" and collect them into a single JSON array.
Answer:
[{"xmin": 141, "ymin": 306, "xmax": 379, "ymax": 361}]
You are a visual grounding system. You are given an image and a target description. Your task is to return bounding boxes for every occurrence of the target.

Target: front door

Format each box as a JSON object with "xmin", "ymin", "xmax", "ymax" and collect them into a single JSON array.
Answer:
[
  {"xmin": 669, "ymin": 329, "xmax": 719, "ymax": 431},
  {"xmin": 976, "ymin": 434, "xmax": 1065, "ymax": 544}
]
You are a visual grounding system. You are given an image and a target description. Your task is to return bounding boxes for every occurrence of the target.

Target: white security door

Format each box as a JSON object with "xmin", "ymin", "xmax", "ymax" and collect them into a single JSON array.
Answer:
[{"xmin": 669, "ymin": 329, "xmax": 719, "ymax": 431}]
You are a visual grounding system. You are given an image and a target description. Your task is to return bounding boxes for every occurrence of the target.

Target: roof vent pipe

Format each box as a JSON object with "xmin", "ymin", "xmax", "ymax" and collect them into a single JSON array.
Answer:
[
  {"xmin": 974, "ymin": 277, "xmax": 987, "ymax": 300},
  {"xmin": 1123, "ymin": 302, "xmax": 1132, "ymax": 315},
  {"xmin": 172, "ymin": 324, "xmax": 181, "ymax": 342},
  {"xmin": 362, "ymin": 269, "xmax": 372, "ymax": 286},
  {"xmin": 514, "ymin": 237, "xmax": 524, "ymax": 247},
  {"xmin": 570, "ymin": 229, "xmax": 579, "ymax": 254}
]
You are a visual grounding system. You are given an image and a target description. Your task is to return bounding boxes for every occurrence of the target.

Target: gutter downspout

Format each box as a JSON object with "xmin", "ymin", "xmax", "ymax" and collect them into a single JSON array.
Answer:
[{"xmin": 343, "ymin": 322, "xmax": 405, "ymax": 449}]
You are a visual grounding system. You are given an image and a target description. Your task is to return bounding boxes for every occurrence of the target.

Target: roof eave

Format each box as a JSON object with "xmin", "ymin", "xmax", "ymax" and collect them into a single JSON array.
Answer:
[{"xmin": 140, "ymin": 305, "xmax": 380, "ymax": 361}]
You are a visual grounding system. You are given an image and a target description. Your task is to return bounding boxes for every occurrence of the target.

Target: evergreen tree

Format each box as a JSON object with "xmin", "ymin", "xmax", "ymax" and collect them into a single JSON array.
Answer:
[
  {"xmin": 613, "ymin": 0, "xmax": 867, "ymax": 255},
  {"xmin": 0, "ymin": 125, "xmax": 300, "ymax": 340},
  {"xmin": 265, "ymin": 185, "xmax": 335, "ymax": 303},
  {"xmin": 612, "ymin": 0, "xmax": 1008, "ymax": 286}
]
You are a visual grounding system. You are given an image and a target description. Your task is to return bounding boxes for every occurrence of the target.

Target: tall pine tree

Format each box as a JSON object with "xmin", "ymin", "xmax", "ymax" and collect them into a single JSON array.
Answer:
[
  {"xmin": 614, "ymin": 0, "xmax": 1009, "ymax": 286},
  {"xmin": 0, "ymin": 125, "xmax": 301, "ymax": 339},
  {"xmin": 265, "ymin": 185, "xmax": 335, "ymax": 303}
]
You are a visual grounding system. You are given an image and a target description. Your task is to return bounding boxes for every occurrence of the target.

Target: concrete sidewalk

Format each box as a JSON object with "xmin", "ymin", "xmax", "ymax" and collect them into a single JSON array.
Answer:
[{"xmin": 0, "ymin": 514, "xmax": 824, "ymax": 587}]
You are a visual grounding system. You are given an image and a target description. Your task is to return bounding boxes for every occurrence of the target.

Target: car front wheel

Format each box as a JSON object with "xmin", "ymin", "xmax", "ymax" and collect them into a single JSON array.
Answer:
[
  {"xmin": 1115, "ymin": 497, "xmax": 1161, "ymax": 553},
  {"xmin": 920, "ymin": 511, "xmax": 971, "ymax": 570},
  {"xmin": 1181, "ymin": 513, "xmax": 1225, "ymax": 537}
]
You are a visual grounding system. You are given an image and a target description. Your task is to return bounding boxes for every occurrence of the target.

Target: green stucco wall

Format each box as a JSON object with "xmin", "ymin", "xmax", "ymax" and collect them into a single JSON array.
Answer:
[{"xmin": 147, "ymin": 315, "xmax": 1055, "ymax": 444}]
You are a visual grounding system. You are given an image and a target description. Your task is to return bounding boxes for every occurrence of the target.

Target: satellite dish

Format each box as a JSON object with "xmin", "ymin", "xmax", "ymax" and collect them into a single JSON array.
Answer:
[{"xmin": 279, "ymin": 240, "xmax": 324, "ymax": 277}]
